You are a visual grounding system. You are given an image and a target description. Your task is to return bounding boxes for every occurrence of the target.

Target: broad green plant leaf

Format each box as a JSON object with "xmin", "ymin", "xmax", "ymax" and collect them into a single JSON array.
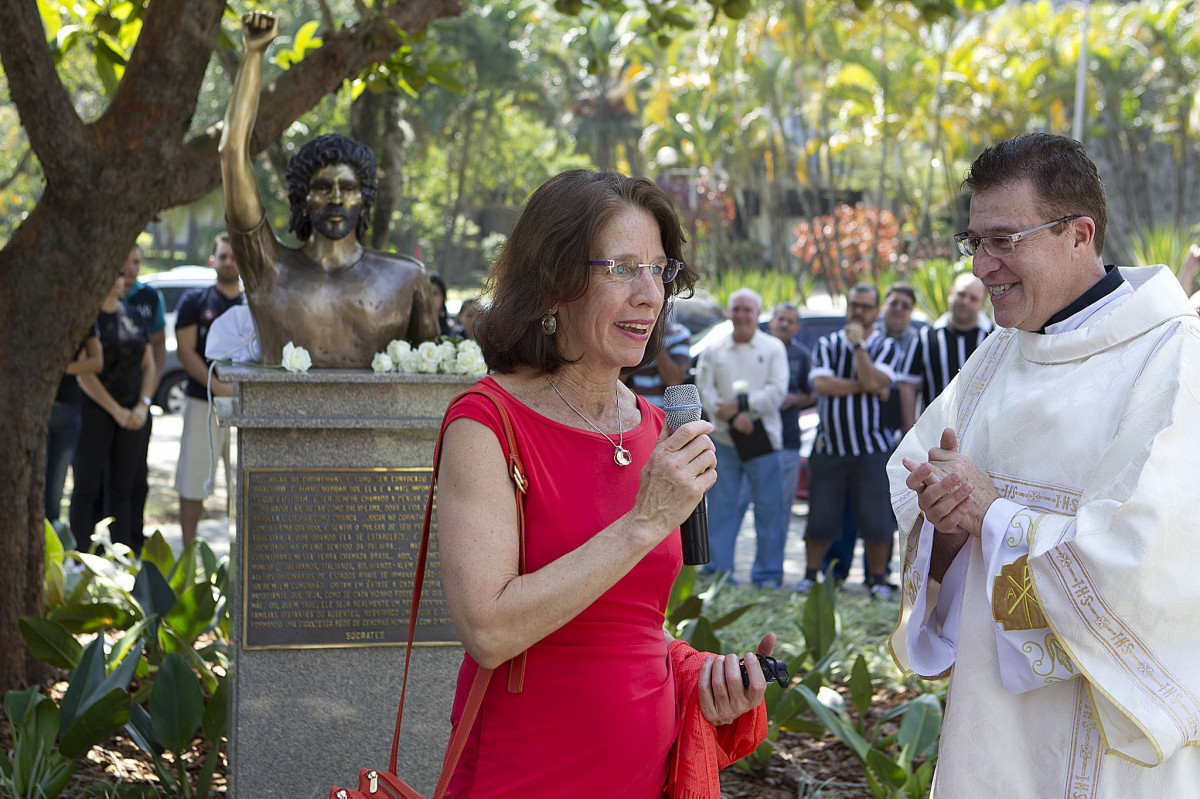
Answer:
[
  {"xmin": 163, "ymin": 583, "xmax": 218, "ymax": 646},
  {"xmin": 59, "ymin": 635, "xmax": 140, "ymax": 731},
  {"xmin": 710, "ymin": 600, "xmax": 764, "ymax": 631},
  {"xmin": 19, "ymin": 615, "xmax": 83, "ymax": 670},
  {"xmin": 201, "ymin": 676, "xmax": 231, "ymax": 742},
  {"xmin": 124, "ymin": 702, "xmax": 163, "ymax": 757},
  {"xmin": 801, "ymin": 579, "xmax": 838, "ymax": 661},
  {"xmin": 49, "ymin": 601, "xmax": 136, "ymax": 634},
  {"xmin": 168, "ymin": 544, "xmax": 199, "ymax": 596},
  {"xmin": 679, "ymin": 616, "xmax": 721, "ymax": 654},
  {"xmin": 140, "ymin": 530, "xmax": 176, "ymax": 577},
  {"xmin": 149, "ymin": 652, "xmax": 205, "ymax": 753},
  {"xmin": 849, "ymin": 653, "xmax": 873, "ymax": 720},
  {"xmin": 894, "ymin": 693, "xmax": 942, "ymax": 759},
  {"xmin": 133, "ymin": 560, "xmax": 178, "ymax": 623},
  {"xmin": 667, "ymin": 595, "xmax": 703, "ymax": 627},
  {"xmin": 59, "ymin": 687, "xmax": 132, "ymax": 760}
]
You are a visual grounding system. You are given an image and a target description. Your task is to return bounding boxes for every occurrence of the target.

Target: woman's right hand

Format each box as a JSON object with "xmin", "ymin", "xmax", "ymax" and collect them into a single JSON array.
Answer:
[{"xmin": 630, "ymin": 419, "xmax": 717, "ymax": 536}]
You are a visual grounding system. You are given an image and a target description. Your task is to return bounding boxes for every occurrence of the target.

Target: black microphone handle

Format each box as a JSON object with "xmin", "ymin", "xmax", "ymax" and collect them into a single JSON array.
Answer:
[{"xmin": 680, "ymin": 495, "xmax": 710, "ymax": 566}]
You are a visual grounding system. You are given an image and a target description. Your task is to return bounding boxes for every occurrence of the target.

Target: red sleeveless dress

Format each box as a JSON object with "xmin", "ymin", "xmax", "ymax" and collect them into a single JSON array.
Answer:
[{"xmin": 442, "ymin": 377, "xmax": 683, "ymax": 798}]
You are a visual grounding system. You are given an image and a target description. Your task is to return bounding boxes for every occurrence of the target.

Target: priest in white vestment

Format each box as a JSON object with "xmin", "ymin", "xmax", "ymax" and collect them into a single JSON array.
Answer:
[{"xmin": 888, "ymin": 133, "xmax": 1200, "ymax": 798}]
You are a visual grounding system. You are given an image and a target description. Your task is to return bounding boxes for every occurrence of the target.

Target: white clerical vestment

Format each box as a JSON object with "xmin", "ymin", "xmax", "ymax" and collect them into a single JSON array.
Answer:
[{"xmin": 887, "ymin": 265, "xmax": 1200, "ymax": 798}]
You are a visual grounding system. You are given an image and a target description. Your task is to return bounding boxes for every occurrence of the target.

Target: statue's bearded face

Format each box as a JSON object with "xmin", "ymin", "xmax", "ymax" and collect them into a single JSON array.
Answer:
[{"xmin": 306, "ymin": 162, "xmax": 363, "ymax": 242}]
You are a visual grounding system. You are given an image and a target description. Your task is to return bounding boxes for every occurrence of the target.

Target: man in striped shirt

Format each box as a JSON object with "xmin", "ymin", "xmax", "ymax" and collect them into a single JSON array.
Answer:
[
  {"xmin": 901, "ymin": 273, "xmax": 990, "ymax": 415},
  {"xmin": 797, "ymin": 283, "xmax": 907, "ymax": 599}
]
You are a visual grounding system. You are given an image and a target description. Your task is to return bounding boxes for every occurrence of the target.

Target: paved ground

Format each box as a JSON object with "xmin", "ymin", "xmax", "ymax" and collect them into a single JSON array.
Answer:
[
  {"xmin": 135, "ymin": 410, "xmax": 879, "ymax": 591},
  {"xmin": 143, "ymin": 409, "xmax": 233, "ymax": 561}
]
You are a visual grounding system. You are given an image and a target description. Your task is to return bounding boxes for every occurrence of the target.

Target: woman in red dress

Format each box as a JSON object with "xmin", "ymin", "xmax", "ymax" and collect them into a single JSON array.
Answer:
[{"xmin": 437, "ymin": 171, "xmax": 774, "ymax": 797}]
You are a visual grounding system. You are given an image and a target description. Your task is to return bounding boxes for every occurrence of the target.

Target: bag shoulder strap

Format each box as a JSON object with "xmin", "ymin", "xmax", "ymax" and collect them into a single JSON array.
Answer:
[{"xmin": 388, "ymin": 382, "xmax": 530, "ymax": 795}]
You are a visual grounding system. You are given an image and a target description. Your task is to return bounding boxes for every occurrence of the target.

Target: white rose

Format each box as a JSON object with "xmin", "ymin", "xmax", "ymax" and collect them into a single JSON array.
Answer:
[
  {"xmin": 416, "ymin": 341, "xmax": 442, "ymax": 374},
  {"xmin": 371, "ymin": 352, "xmax": 395, "ymax": 374},
  {"xmin": 386, "ymin": 339, "xmax": 411, "ymax": 363},
  {"xmin": 457, "ymin": 339, "xmax": 483, "ymax": 359},
  {"xmin": 399, "ymin": 351, "xmax": 424, "ymax": 373},
  {"xmin": 436, "ymin": 341, "xmax": 458, "ymax": 373},
  {"xmin": 281, "ymin": 341, "xmax": 312, "ymax": 373},
  {"xmin": 731, "ymin": 379, "xmax": 749, "ymax": 395},
  {"xmin": 455, "ymin": 347, "xmax": 488, "ymax": 376}
]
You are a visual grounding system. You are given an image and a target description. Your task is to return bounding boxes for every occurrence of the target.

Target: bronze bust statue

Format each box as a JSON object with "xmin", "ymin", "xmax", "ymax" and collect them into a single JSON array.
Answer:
[{"xmin": 218, "ymin": 12, "xmax": 440, "ymax": 368}]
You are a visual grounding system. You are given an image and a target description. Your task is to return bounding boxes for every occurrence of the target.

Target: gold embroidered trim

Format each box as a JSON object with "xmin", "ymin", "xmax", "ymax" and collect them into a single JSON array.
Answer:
[
  {"xmin": 993, "ymin": 555, "xmax": 1049, "ymax": 631},
  {"xmin": 1063, "ymin": 681, "xmax": 1102, "ymax": 799}
]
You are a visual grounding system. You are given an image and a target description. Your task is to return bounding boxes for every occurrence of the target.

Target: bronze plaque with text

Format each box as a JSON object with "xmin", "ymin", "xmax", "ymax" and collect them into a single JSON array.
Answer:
[{"xmin": 242, "ymin": 468, "xmax": 457, "ymax": 649}]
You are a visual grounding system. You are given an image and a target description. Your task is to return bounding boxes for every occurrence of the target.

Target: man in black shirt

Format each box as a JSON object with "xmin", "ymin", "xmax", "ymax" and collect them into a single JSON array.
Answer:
[
  {"xmin": 799, "ymin": 284, "xmax": 906, "ymax": 599},
  {"xmin": 174, "ymin": 233, "xmax": 244, "ymax": 546},
  {"xmin": 901, "ymin": 273, "xmax": 990, "ymax": 410}
]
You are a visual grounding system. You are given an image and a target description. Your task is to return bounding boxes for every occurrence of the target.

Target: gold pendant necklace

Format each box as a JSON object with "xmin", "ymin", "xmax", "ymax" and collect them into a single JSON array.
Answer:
[{"xmin": 546, "ymin": 376, "xmax": 632, "ymax": 467}]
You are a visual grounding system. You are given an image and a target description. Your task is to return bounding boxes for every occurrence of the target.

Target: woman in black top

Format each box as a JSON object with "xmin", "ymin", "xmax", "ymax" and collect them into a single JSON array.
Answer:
[{"xmin": 70, "ymin": 272, "xmax": 156, "ymax": 554}]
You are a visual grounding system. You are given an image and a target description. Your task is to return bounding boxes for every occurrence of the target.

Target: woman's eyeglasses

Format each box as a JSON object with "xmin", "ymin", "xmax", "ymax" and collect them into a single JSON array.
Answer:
[{"xmin": 589, "ymin": 258, "xmax": 683, "ymax": 284}]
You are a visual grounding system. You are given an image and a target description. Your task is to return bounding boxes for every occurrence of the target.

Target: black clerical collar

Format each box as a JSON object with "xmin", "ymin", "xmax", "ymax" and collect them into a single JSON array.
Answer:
[{"xmin": 1039, "ymin": 265, "xmax": 1125, "ymax": 333}]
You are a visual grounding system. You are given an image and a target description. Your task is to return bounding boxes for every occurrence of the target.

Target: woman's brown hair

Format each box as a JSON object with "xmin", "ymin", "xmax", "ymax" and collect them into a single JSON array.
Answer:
[{"xmin": 476, "ymin": 170, "xmax": 697, "ymax": 375}]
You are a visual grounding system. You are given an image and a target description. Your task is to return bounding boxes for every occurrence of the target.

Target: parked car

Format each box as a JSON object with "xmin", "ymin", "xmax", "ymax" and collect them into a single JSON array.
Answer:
[{"xmin": 141, "ymin": 266, "xmax": 218, "ymax": 413}]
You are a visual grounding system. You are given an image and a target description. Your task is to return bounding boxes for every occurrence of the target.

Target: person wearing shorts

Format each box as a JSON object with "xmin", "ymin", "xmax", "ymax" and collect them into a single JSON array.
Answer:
[
  {"xmin": 797, "ymin": 284, "xmax": 907, "ymax": 599},
  {"xmin": 174, "ymin": 233, "xmax": 243, "ymax": 546}
]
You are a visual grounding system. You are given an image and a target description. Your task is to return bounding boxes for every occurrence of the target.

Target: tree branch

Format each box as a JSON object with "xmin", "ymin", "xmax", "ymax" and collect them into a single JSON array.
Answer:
[
  {"xmin": 0, "ymin": 0, "xmax": 89, "ymax": 184},
  {"xmin": 156, "ymin": 0, "xmax": 463, "ymax": 212}
]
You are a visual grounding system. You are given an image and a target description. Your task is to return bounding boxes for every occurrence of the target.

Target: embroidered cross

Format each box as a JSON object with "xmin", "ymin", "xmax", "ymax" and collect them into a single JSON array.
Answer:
[{"xmin": 992, "ymin": 555, "xmax": 1049, "ymax": 631}]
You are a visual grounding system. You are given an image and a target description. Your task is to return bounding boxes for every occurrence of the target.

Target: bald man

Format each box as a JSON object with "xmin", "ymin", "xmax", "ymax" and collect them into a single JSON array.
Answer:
[{"xmin": 899, "ymin": 272, "xmax": 992, "ymax": 417}]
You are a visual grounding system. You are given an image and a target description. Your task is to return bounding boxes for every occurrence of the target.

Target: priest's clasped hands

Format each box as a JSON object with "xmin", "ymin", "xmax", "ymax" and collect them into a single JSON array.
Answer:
[{"xmin": 902, "ymin": 427, "xmax": 999, "ymax": 537}]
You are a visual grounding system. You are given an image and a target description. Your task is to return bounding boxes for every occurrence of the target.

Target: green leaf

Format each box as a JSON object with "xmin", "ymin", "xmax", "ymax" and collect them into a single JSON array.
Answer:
[
  {"xmin": 801, "ymin": 580, "xmax": 838, "ymax": 661},
  {"xmin": 7, "ymin": 690, "xmax": 61, "ymax": 794},
  {"xmin": 864, "ymin": 745, "xmax": 908, "ymax": 787},
  {"xmin": 895, "ymin": 693, "xmax": 942, "ymax": 759},
  {"xmin": 795, "ymin": 684, "xmax": 871, "ymax": 762},
  {"xmin": 168, "ymin": 544, "xmax": 199, "ymax": 596},
  {"xmin": 108, "ymin": 617, "xmax": 153, "ymax": 671},
  {"xmin": 667, "ymin": 594, "xmax": 703, "ymax": 627},
  {"xmin": 60, "ymin": 637, "xmax": 107, "ymax": 731},
  {"xmin": 134, "ymin": 559, "xmax": 178, "ymax": 621},
  {"xmin": 710, "ymin": 600, "xmax": 763, "ymax": 631},
  {"xmin": 94, "ymin": 37, "xmax": 124, "ymax": 97},
  {"xmin": 849, "ymin": 654, "xmax": 873, "ymax": 720},
  {"xmin": 149, "ymin": 653, "xmax": 204, "ymax": 753},
  {"xmin": 681, "ymin": 616, "xmax": 721, "ymax": 654},
  {"xmin": 49, "ymin": 601, "xmax": 136, "ymax": 634},
  {"xmin": 59, "ymin": 688, "xmax": 131, "ymax": 760},
  {"xmin": 201, "ymin": 676, "xmax": 231, "ymax": 742},
  {"xmin": 124, "ymin": 702, "xmax": 163, "ymax": 757},
  {"xmin": 19, "ymin": 615, "xmax": 83, "ymax": 670},
  {"xmin": 667, "ymin": 565, "xmax": 697, "ymax": 619},
  {"xmin": 163, "ymin": 583, "xmax": 218, "ymax": 646},
  {"xmin": 140, "ymin": 530, "xmax": 175, "ymax": 577}
]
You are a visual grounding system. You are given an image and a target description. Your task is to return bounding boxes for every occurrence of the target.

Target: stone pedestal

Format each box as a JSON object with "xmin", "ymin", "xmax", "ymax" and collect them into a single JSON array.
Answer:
[{"xmin": 218, "ymin": 365, "xmax": 477, "ymax": 799}]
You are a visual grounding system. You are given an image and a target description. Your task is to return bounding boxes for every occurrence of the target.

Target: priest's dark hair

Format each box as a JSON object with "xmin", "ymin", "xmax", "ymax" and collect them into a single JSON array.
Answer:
[
  {"xmin": 963, "ymin": 133, "xmax": 1108, "ymax": 256},
  {"xmin": 286, "ymin": 134, "xmax": 378, "ymax": 243},
  {"xmin": 476, "ymin": 169, "xmax": 698, "ymax": 376}
]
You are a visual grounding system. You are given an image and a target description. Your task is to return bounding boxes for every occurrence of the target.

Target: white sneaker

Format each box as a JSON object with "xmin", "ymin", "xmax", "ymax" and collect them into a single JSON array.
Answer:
[
  {"xmin": 794, "ymin": 577, "xmax": 815, "ymax": 594},
  {"xmin": 869, "ymin": 582, "xmax": 895, "ymax": 601}
]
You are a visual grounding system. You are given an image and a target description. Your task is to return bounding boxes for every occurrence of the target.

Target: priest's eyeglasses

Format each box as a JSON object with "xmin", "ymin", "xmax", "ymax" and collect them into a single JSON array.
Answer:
[
  {"xmin": 953, "ymin": 216, "xmax": 1080, "ymax": 258},
  {"xmin": 589, "ymin": 258, "xmax": 684, "ymax": 284}
]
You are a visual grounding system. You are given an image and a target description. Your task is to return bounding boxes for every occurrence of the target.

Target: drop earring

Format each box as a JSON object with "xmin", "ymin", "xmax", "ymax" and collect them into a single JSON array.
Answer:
[{"xmin": 541, "ymin": 313, "xmax": 558, "ymax": 335}]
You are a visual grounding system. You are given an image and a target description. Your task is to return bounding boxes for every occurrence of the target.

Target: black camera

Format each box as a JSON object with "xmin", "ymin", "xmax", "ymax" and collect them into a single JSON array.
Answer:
[{"xmin": 739, "ymin": 653, "xmax": 789, "ymax": 688}]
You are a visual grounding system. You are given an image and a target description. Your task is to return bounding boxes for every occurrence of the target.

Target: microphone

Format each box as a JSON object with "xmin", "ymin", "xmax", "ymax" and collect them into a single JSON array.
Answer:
[{"xmin": 662, "ymin": 384, "xmax": 710, "ymax": 566}]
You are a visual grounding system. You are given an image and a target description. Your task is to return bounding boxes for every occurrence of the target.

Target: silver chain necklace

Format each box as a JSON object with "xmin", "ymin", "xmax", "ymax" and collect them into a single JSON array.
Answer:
[{"xmin": 546, "ymin": 376, "xmax": 632, "ymax": 467}]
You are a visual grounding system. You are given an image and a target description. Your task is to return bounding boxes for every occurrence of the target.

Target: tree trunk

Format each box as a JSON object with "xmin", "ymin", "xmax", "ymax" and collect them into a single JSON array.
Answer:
[{"xmin": 0, "ymin": 0, "xmax": 462, "ymax": 692}]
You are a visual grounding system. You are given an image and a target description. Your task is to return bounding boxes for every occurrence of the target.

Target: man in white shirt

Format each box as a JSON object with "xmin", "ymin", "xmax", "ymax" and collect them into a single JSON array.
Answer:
[
  {"xmin": 696, "ymin": 288, "xmax": 788, "ymax": 587},
  {"xmin": 890, "ymin": 133, "xmax": 1200, "ymax": 796}
]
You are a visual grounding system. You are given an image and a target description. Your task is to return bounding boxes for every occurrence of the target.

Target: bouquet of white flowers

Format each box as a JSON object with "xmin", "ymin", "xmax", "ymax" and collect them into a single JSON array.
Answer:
[{"xmin": 372, "ymin": 338, "xmax": 488, "ymax": 376}]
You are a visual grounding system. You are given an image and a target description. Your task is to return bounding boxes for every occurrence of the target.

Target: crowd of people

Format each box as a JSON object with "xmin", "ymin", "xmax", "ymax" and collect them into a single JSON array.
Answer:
[{"xmin": 44, "ymin": 113, "xmax": 1200, "ymax": 794}]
